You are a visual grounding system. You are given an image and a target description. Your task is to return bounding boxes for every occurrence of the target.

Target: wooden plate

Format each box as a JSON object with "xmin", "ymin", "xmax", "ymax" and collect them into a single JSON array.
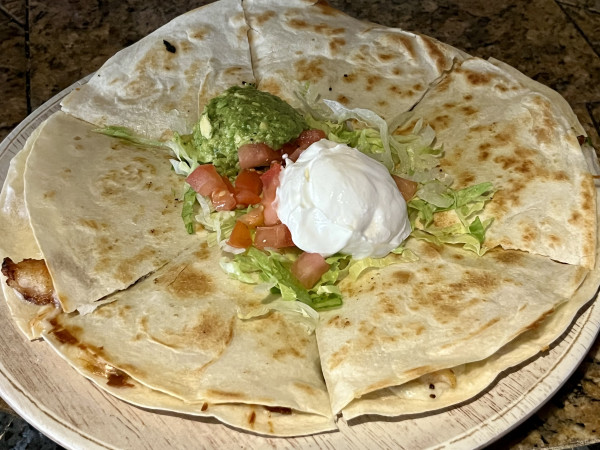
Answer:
[{"xmin": 0, "ymin": 78, "xmax": 599, "ymax": 450}]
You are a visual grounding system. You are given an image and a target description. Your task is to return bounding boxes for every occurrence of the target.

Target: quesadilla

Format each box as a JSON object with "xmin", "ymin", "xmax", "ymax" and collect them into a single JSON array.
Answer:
[{"xmin": 1, "ymin": 0, "xmax": 598, "ymax": 439}]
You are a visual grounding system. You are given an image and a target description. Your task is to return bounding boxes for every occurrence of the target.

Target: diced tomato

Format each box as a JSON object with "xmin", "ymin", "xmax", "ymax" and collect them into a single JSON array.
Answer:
[
  {"xmin": 286, "ymin": 129, "xmax": 327, "ymax": 162},
  {"xmin": 211, "ymin": 188, "xmax": 236, "ymax": 211},
  {"xmin": 234, "ymin": 189, "xmax": 262, "ymax": 206},
  {"xmin": 227, "ymin": 221, "xmax": 252, "ymax": 249},
  {"xmin": 254, "ymin": 224, "xmax": 295, "ymax": 249},
  {"xmin": 238, "ymin": 143, "xmax": 282, "ymax": 169},
  {"xmin": 238, "ymin": 206, "xmax": 265, "ymax": 228},
  {"xmin": 291, "ymin": 252, "xmax": 330, "ymax": 289},
  {"xmin": 186, "ymin": 164, "xmax": 236, "ymax": 210},
  {"xmin": 220, "ymin": 174, "xmax": 235, "ymax": 193},
  {"xmin": 392, "ymin": 175, "xmax": 419, "ymax": 201},
  {"xmin": 186, "ymin": 164, "xmax": 225, "ymax": 196},
  {"xmin": 235, "ymin": 169, "xmax": 262, "ymax": 195},
  {"xmin": 260, "ymin": 163, "xmax": 282, "ymax": 226},
  {"xmin": 296, "ymin": 129, "xmax": 327, "ymax": 150}
]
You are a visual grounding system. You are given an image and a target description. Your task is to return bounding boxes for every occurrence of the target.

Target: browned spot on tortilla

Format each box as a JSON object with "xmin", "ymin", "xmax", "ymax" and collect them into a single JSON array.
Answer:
[
  {"xmin": 166, "ymin": 264, "xmax": 212, "ymax": 299},
  {"xmin": 337, "ymin": 95, "xmax": 349, "ymax": 105},
  {"xmin": 377, "ymin": 52, "xmax": 395, "ymax": 62},
  {"xmin": 51, "ymin": 325, "xmax": 81, "ymax": 346},
  {"xmin": 114, "ymin": 247, "xmax": 158, "ymax": 283},
  {"xmin": 394, "ymin": 271, "xmax": 412, "ymax": 284},
  {"xmin": 248, "ymin": 411, "xmax": 256, "ymax": 427},
  {"xmin": 552, "ymin": 171, "xmax": 569, "ymax": 182},
  {"xmin": 548, "ymin": 234, "xmax": 562, "ymax": 247},
  {"xmin": 342, "ymin": 72, "xmax": 356, "ymax": 83},
  {"xmin": 366, "ymin": 74, "xmax": 382, "ymax": 92},
  {"xmin": 287, "ymin": 18, "xmax": 309, "ymax": 30},
  {"xmin": 273, "ymin": 346, "xmax": 303, "ymax": 360},
  {"xmin": 392, "ymin": 67, "xmax": 402, "ymax": 76},
  {"xmin": 375, "ymin": 294, "xmax": 397, "ymax": 316},
  {"xmin": 464, "ymin": 69, "xmax": 492, "ymax": 86},
  {"xmin": 581, "ymin": 175, "xmax": 595, "ymax": 212},
  {"xmin": 463, "ymin": 94, "xmax": 473, "ymax": 101},
  {"xmin": 327, "ymin": 315, "xmax": 351, "ymax": 328},
  {"xmin": 328, "ymin": 37, "xmax": 346, "ymax": 54},
  {"xmin": 43, "ymin": 191, "xmax": 56, "ymax": 199},
  {"xmin": 255, "ymin": 10, "xmax": 275, "ymax": 26},
  {"xmin": 194, "ymin": 243, "xmax": 211, "ymax": 261},
  {"xmin": 458, "ymin": 171, "xmax": 476, "ymax": 185},
  {"xmin": 206, "ymin": 389, "xmax": 246, "ymax": 400},
  {"xmin": 190, "ymin": 26, "xmax": 211, "ymax": 41},
  {"xmin": 443, "ymin": 102, "xmax": 456, "ymax": 109},
  {"xmin": 328, "ymin": 343, "xmax": 350, "ymax": 370},
  {"xmin": 377, "ymin": 100, "xmax": 389, "ymax": 108},
  {"xmin": 489, "ymin": 249, "xmax": 526, "ymax": 264},
  {"xmin": 294, "ymin": 57, "xmax": 325, "ymax": 81},
  {"xmin": 106, "ymin": 370, "xmax": 134, "ymax": 388},
  {"xmin": 78, "ymin": 219, "xmax": 105, "ymax": 230},
  {"xmin": 522, "ymin": 308, "xmax": 555, "ymax": 332},
  {"xmin": 461, "ymin": 105, "xmax": 477, "ymax": 116},
  {"xmin": 293, "ymin": 382, "xmax": 319, "ymax": 397},
  {"xmin": 430, "ymin": 114, "xmax": 451, "ymax": 131},
  {"xmin": 421, "ymin": 35, "xmax": 446, "ymax": 72},
  {"xmin": 201, "ymin": 402, "xmax": 208, "ymax": 411}
]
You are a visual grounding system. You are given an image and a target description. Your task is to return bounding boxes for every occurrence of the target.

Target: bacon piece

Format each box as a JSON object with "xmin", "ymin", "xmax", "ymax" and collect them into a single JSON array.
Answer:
[{"xmin": 1, "ymin": 257, "xmax": 56, "ymax": 305}]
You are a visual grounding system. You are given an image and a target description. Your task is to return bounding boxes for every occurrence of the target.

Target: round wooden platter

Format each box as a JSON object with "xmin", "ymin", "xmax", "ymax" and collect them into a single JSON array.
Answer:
[{"xmin": 1, "ymin": 80, "xmax": 599, "ymax": 450}]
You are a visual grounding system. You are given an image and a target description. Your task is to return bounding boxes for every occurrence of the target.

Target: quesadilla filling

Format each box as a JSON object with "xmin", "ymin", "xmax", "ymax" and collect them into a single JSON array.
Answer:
[
  {"xmin": 1, "ymin": 258, "xmax": 56, "ymax": 306},
  {"xmin": 164, "ymin": 85, "xmax": 496, "ymax": 310}
]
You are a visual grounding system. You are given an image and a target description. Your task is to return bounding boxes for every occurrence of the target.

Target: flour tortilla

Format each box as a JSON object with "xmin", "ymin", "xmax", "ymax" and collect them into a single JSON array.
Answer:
[
  {"xmin": 61, "ymin": 0, "xmax": 255, "ymax": 140},
  {"xmin": 399, "ymin": 57, "xmax": 596, "ymax": 269},
  {"xmin": 23, "ymin": 111, "xmax": 203, "ymax": 313},
  {"xmin": 244, "ymin": 0, "xmax": 468, "ymax": 118}
]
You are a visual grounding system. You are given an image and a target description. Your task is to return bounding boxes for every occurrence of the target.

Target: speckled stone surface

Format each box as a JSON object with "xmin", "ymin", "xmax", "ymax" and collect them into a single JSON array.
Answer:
[{"xmin": 0, "ymin": 0, "xmax": 599, "ymax": 448}]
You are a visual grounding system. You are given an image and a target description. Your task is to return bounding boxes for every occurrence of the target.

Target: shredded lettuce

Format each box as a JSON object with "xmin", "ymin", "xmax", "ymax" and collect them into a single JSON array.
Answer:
[
  {"xmin": 222, "ymin": 247, "xmax": 349, "ymax": 311},
  {"xmin": 236, "ymin": 299, "xmax": 319, "ymax": 334},
  {"xmin": 93, "ymin": 126, "xmax": 165, "ymax": 148},
  {"xmin": 408, "ymin": 182, "xmax": 495, "ymax": 255}
]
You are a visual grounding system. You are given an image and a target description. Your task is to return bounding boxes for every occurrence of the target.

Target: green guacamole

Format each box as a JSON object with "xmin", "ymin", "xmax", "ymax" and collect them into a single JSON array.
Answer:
[{"xmin": 190, "ymin": 85, "xmax": 308, "ymax": 177}]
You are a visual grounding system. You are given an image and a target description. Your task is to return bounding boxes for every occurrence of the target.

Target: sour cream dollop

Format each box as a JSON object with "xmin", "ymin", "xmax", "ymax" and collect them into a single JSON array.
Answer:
[{"xmin": 276, "ymin": 139, "xmax": 411, "ymax": 258}]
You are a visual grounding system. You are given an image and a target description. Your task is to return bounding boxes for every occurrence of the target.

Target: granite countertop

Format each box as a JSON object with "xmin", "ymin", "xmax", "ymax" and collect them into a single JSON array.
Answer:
[{"xmin": 1, "ymin": 0, "xmax": 599, "ymax": 448}]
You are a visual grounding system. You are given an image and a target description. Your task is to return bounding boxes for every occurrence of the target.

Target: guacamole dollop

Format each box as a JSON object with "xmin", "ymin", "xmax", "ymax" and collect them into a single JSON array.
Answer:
[{"xmin": 191, "ymin": 85, "xmax": 308, "ymax": 177}]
